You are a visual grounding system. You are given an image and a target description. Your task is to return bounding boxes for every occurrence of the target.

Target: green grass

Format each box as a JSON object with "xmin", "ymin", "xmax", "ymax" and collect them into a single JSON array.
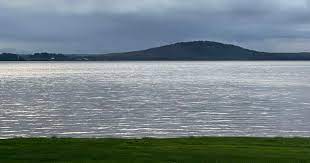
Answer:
[{"xmin": 0, "ymin": 137, "xmax": 310, "ymax": 163}]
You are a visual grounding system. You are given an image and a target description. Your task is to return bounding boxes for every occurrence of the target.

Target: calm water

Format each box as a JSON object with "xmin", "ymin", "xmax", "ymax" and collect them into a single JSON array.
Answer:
[{"xmin": 0, "ymin": 61, "xmax": 310, "ymax": 138}]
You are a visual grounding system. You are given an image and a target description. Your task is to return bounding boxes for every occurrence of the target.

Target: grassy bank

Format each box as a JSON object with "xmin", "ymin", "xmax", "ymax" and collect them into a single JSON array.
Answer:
[{"xmin": 0, "ymin": 137, "xmax": 310, "ymax": 162}]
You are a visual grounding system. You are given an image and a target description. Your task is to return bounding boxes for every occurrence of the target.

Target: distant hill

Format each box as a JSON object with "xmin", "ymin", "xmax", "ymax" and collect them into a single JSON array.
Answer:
[
  {"xmin": 87, "ymin": 41, "xmax": 310, "ymax": 61},
  {"xmin": 1, "ymin": 41, "xmax": 310, "ymax": 61}
]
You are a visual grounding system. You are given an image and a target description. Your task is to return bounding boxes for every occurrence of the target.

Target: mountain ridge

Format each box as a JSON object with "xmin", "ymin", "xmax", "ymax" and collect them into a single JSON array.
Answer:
[
  {"xmin": 1, "ymin": 41, "xmax": 310, "ymax": 61},
  {"xmin": 87, "ymin": 41, "xmax": 310, "ymax": 61}
]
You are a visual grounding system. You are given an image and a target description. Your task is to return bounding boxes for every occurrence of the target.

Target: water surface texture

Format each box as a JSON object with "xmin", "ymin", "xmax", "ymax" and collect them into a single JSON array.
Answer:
[{"xmin": 1, "ymin": 61, "xmax": 310, "ymax": 138}]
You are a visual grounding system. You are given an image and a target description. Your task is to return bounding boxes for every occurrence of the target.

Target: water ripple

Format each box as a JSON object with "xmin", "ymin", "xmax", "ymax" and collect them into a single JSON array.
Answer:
[{"xmin": 1, "ymin": 61, "xmax": 310, "ymax": 138}]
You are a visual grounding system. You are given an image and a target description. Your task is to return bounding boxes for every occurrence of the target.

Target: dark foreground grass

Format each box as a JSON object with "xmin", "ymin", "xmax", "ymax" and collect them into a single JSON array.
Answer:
[{"xmin": 0, "ymin": 137, "xmax": 310, "ymax": 163}]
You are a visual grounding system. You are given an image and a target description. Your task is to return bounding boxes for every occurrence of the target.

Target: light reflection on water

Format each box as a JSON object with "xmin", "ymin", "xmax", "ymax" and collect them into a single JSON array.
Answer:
[{"xmin": 0, "ymin": 61, "xmax": 310, "ymax": 138}]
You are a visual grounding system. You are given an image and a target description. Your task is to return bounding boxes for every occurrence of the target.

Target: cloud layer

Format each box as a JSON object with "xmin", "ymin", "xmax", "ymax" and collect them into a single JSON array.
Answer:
[{"xmin": 1, "ymin": 0, "xmax": 310, "ymax": 53}]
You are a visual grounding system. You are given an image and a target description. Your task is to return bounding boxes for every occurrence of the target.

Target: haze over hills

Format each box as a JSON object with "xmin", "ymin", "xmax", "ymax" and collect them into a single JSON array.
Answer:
[{"xmin": 1, "ymin": 41, "xmax": 310, "ymax": 61}]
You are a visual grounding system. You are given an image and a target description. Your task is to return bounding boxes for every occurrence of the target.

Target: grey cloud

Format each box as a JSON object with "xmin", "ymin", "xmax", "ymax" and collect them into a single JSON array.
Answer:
[{"xmin": 0, "ymin": 0, "xmax": 310, "ymax": 53}]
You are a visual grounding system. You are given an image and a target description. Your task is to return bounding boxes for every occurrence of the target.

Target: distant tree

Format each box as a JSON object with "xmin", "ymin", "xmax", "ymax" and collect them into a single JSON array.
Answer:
[{"xmin": 0, "ymin": 53, "xmax": 24, "ymax": 61}]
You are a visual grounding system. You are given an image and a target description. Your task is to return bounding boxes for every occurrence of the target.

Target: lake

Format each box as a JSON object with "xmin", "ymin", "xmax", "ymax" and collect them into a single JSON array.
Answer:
[{"xmin": 0, "ymin": 61, "xmax": 310, "ymax": 138}]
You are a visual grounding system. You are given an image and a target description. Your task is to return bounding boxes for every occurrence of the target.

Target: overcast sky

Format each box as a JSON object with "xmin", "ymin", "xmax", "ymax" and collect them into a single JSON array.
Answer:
[{"xmin": 1, "ymin": 0, "xmax": 310, "ymax": 54}]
